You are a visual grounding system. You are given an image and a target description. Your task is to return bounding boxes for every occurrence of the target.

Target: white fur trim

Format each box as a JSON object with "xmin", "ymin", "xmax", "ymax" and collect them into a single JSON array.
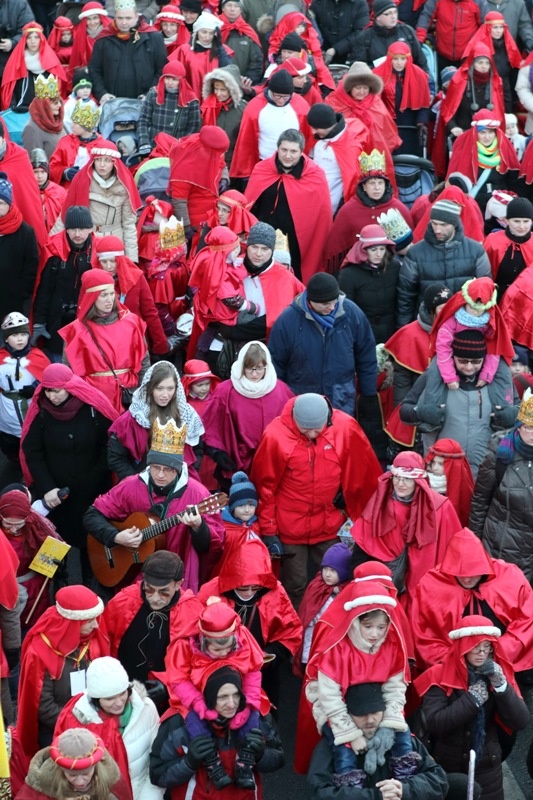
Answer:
[
  {"xmin": 448, "ymin": 625, "xmax": 501, "ymax": 640},
  {"xmin": 79, "ymin": 7, "xmax": 108, "ymax": 18},
  {"xmin": 344, "ymin": 595, "xmax": 396, "ymax": 611},
  {"xmin": 56, "ymin": 596, "xmax": 104, "ymax": 620},
  {"xmin": 98, "ymin": 249, "xmax": 124, "ymax": 259},
  {"xmin": 157, "ymin": 9, "xmax": 184, "ymax": 20},
  {"xmin": 354, "ymin": 574, "xmax": 393, "ymax": 583},
  {"xmin": 92, "ymin": 146, "xmax": 120, "ymax": 159}
]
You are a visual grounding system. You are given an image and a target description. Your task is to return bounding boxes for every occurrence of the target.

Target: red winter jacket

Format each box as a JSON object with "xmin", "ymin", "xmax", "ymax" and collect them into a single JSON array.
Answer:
[{"xmin": 419, "ymin": 0, "xmax": 484, "ymax": 61}]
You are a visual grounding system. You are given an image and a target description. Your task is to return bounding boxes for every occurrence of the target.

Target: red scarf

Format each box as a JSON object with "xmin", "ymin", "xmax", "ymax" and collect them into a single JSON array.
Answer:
[
  {"xmin": 28, "ymin": 97, "xmax": 64, "ymax": 133},
  {"xmin": 0, "ymin": 204, "xmax": 22, "ymax": 234},
  {"xmin": 200, "ymin": 93, "xmax": 232, "ymax": 126},
  {"xmin": 98, "ymin": 16, "xmax": 157, "ymax": 40},
  {"xmin": 219, "ymin": 14, "xmax": 261, "ymax": 48}
]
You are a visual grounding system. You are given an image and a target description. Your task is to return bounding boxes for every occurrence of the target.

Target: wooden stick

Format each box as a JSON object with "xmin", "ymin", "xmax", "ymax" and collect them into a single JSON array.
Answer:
[{"xmin": 25, "ymin": 577, "xmax": 50, "ymax": 626}]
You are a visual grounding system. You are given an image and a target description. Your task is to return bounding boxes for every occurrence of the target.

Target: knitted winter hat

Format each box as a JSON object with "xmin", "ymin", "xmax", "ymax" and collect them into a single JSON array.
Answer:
[
  {"xmin": 203, "ymin": 666, "xmax": 243, "ymax": 709},
  {"xmin": 55, "ymin": 586, "xmax": 103, "ymax": 620},
  {"xmin": 267, "ymin": 68, "xmax": 294, "ymax": 95},
  {"xmin": 193, "ymin": 12, "xmax": 223, "ymax": 31},
  {"xmin": 293, "ymin": 393, "xmax": 329, "ymax": 429},
  {"xmin": 247, "ymin": 222, "xmax": 276, "ymax": 250},
  {"xmin": 506, "ymin": 196, "xmax": 533, "ymax": 220},
  {"xmin": 229, "ymin": 471, "xmax": 258, "ymax": 512},
  {"xmin": 320, "ymin": 542, "xmax": 352, "ymax": 583},
  {"xmin": 279, "ymin": 32, "xmax": 305, "ymax": 52},
  {"xmin": 0, "ymin": 172, "xmax": 12, "ymax": 206},
  {"xmin": 282, "ymin": 57, "xmax": 311, "ymax": 77},
  {"xmin": 307, "ymin": 103, "xmax": 336, "ymax": 129},
  {"xmin": 440, "ymin": 66, "xmax": 457, "ymax": 86},
  {"xmin": 345, "ymin": 683, "xmax": 386, "ymax": 715},
  {"xmin": 373, "ymin": 0, "xmax": 397, "ymax": 16},
  {"xmin": 1, "ymin": 312, "xmax": 29, "ymax": 338},
  {"xmin": 86, "ymin": 657, "xmax": 130, "ymax": 698},
  {"xmin": 51, "ymin": 729, "xmax": 105, "ymax": 770},
  {"xmin": 65, "ymin": 205, "xmax": 93, "ymax": 229},
  {"xmin": 199, "ymin": 597, "xmax": 238, "ymax": 637},
  {"xmin": 143, "ymin": 551, "xmax": 184, "ymax": 585},
  {"xmin": 451, "ymin": 330, "xmax": 487, "ymax": 359},
  {"xmin": 485, "ymin": 190, "xmax": 516, "ymax": 221},
  {"xmin": 180, "ymin": 0, "xmax": 201, "ymax": 11},
  {"xmin": 157, "ymin": 4, "xmax": 184, "ymax": 21},
  {"xmin": 306, "ymin": 272, "xmax": 340, "ymax": 302},
  {"xmin": 423, "ymin": 283, "xmax": 452, "ymax": 313},
  {"xmin": 430, "ymin": 199, "xmax": 462, "ymax": 226}
]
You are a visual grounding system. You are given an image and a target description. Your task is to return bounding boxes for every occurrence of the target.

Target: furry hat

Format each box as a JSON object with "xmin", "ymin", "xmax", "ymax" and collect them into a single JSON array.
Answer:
[{"xmin": 343, "ymin": 61, "xmax": 383, "ymax": 95}]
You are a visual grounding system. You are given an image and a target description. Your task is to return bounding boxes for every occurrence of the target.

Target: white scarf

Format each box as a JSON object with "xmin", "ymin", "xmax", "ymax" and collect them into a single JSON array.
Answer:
[
  {"xmin": 24, "ymin": 51, "xmax": 43, "ymax": 74},
  {"xmin": 230, "ymin": 341, "xmax": 278, "ymax": 399},
  {"xmin": 92, "ymin": 170, "xmax": 116, "ymax": 190},
  {"xmin": 427, "ymin": 472, "xmax": 447, "ymax": 494}
]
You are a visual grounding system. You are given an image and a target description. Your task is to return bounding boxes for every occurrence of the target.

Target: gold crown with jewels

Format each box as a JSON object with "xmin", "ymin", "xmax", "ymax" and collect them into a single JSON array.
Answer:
[
  {"xmin": 71, "ymin": 101, "xmax": 100, "ymax": 131},
  {"xmin": 35, "ymin": 74, "xmax": 60, "ymax": 99},
  {"xmin": 150, "ymin": 418, "xmax": 187, "ymax": 457},
  {"xmin": 518, "ymin": 388, "xmax": 533, "ymax": 426},
  {"xmin": 359, "ymin": 148, "xmax": 387, "ymax": 179},
  {"xmin": 159, "ymin": 215, "xmax": 186, "ymax": 249},
  {"xmin": 377, "ymin": 208, "xmax": 411, "ymax": 244}
]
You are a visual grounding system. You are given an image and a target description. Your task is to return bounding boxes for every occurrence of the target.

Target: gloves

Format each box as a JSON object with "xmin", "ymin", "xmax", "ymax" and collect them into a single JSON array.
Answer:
[
  {"xmin": 416, "ymin": 27, "xmax": 427, "ymax": 42},
  {"xmin": 4, "ymin": 648, "xmax": 19, "ymax": 672},
  {"xmin": 145, "ymin": 679, "xmax": 169, "ymax": 706},
  {"xmin": 185, "ymin": 735, "xmax": 214, "ymax": 770},
  {"xmin": 243, "ymin": 300, "xmax": 259, "ymax": 315},
  {"xmin": 229, "ymin": 706, "xmax": 251, "ymax": 730},
  {"xmin": 19, "ymin": 385, "xmax": 36, "ymax": 398},
  {"xmin": 477, "ymin": 659, "xmax": 506, "ymax": 688},
  {"xmin": 468, "ymin": 681, "xmax": 489, "ymax": 707},
  {"xmin": 63, "ymin": 166, "xmax": 79, "ymax": 182},
  {"xmin": 138, "ymin": 143, "xmax": 152, "ymax": 156},
  {"xmin": 244, "ymin": 728, "xmax": 266, "ymax": 761},
  {"xmin": 222, "ymin": 294, "xmax": 245, "ymax": 310},
  {"xmin": 218, "ymin": 177, "xmax": 230, "ymax": 194},
  {"xmin": 324, "ymin": 50, "xmax": 334, "ymax": 65},
  {"xmin": 212, "ymin": 449, "xmax": 237, "ymax": 472},
  {"xmin": 30, "ymin": 325, "xmax": 51, "ymax": 346},
  {"xmin": 415, "ymin": 402, "xmax": 445, "ymax": 428},
  {"xmin": 263, "ymin": 535, "xmax": 284, "ymax": 557}
]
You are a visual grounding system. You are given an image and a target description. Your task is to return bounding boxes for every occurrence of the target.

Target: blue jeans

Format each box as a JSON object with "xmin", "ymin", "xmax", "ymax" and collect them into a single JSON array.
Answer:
[{"xmin": 322, "ymin": 723, "xmax": 413, "ymax": 774}]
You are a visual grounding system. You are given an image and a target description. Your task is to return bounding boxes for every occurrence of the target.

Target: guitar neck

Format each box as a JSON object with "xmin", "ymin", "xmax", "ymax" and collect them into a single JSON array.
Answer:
[{"xmin": 141, "ymin": 510, "xmax": 191, "ymax": 542}]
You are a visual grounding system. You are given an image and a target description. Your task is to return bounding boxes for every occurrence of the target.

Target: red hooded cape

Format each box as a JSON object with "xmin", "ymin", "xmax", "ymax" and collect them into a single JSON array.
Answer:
[
  {"xmin": 446, "ymin": 126, "xmax": 521, "ymax": 183},
  {"xmin": 326, "ymin": 82, "xmax": 401, "ymax": 156},
  {"xmin": 205, "ymin": 189, "xmax": 258, "ymax": 235},
  {"xmin": 171, "ymin": 43, "xmax": 232, "ymax": 101},
  {"xmin": 424, "ymin": 439, "xmax": 474, "ymax": 526},
  {"xmin": 373, "ymin": 42, "xmax": 430, "ymax": 118},
  {"xmin": 463, "ymin": 12, "xmax": 522, "ymax": 69},
  {"xmin": 188, "ymin": 227, "xmax": 244, "ymax": 330},
  {"xmin": 411, "ymin": 528, "xmax": 533, "ymax": 672},
  {"xmin": 384, "ymin": 320, "xmax": 431, "ymax": 445},
  {"xmin": 1, "ymin": 24, "xmax": 66, "ymax": 109},
  {"xmin": 518, "ymin": 137, "xmax": 533, "ymax": 185},
  {"xmin": 267, "ymin": 12, "xmax": 334, "ymax": 91},
  {"xmin": 245, "ymin": 153, "xmax": 333, "ymax": 282},
  {"xmin": 413, "ymin": 184, "xmax": 485, "ymax": 243},
  {"xmin": 499, "ymin": 264, "xmax": 533, "ymax": 348},
  {"xmin": 0, "ymin": 133, "xmax": 47, "ymax": 247},
  {"xmin": 69, "ymin": 15, "xmax": 113, "ymax": 75}
]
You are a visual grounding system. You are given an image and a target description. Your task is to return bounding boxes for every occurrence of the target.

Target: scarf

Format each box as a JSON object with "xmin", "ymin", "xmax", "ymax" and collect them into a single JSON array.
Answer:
[
  {"xmin": 229, "ymin": 340, "xmax": 278, "ymax": 398},
  {"xmin": 467, "ymin": 664, "xmax": 488, "ymax": 759},
  {"xmin": 220, "ymin": 15, "xmax": 261, "ymax": 48},
  {"xmin": 40, "ymin": 393, "xmax": 84, "ymax": 421},
  {"xmin": 28, "ymin": 97, "xmax": 64, "ymax": 133},
  {"xmin": 201, "ymin": 93, "xmax": 233, "ymax": 127},
  {"xmin": 24, "ymin": 50, "xmax": 43, "ymax": 73},
  {"xmin": 92, "ymin": 169, "xmax": 116, "ymax": 189},
  {"xmin": 243, "ymin": 253, "xmax": 272, "ymax": 276},
  {"xmin": 477, "ymin": 138, "xmax": 501, "ymax": 169},
  {"xmin": 0, "ymin": 204, "xmax": 23, "ymax": 235},
  {"xmin": 496, "ymin": 424, "xmax": 533, "ymax": 464},
  {"xmin": 455, "ymin": 307, "xmax": 490, "ymax": 328},
  {"xmin": 303, "ymin": 290, "xmax": 338, "ymax": 330},
  {"xmin": 427, "ymin": 472, "xmax": 447, "ymax": 494}
]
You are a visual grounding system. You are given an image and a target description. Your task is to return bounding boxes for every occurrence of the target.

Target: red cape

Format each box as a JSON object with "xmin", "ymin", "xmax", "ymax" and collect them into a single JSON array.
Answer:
[
  {"xmin": 314, "ymin": 117, "xmax": 369, "ymax": 202},
  {"xmin": 169, "ymin": 130, "xmax": 226, "ymax": 197},
  {"xmin": 499, "ymin": 265, "xmax": 533, "ymax": 348},
  {"xmin": 424, "ymin": 439, "xmax": 474, "ymax": 526},
  {"xmin": 40, "ymin": 179, "xmax": 66, "ymax": 232},
  {"xmin": 463, "ymin": 18, "xmax": 522, "ymax": 69},
  {"xmin": 69, "ymin": 16, "xmax": 113, "ymax": 75},
  {"xmin": 219, "ymin": 13, "xmax": 261, "ymax": 48},
  {"xmin": 1, "ymin": 32, "xmax": 66, "ymax": 109},
  {"xmin": 373, "ymin": 50, "xmax": 430, "ymax": 117},
  {"xmin": 413, "ymin": 184, "xmax": 484, "ymax": 243},
  {"xmin": 48, "ymin": 132, "xmax": 109, "ymax": 186},
  {"xmin": 171, "ymin": 43, "xmax": 232, "ymax": 101},
  {"xmin": 484, "ymin": 228, "xmax": 533, "ymax": 279},
  {"xmin": 326, "ymin": 84, "xmax": 401, "ymax": 158},
  {"xmin": 62, "ymin": 149, "xmax": 142, "ymax": 220},
  {"xmin": 267, "ymin": 12, "xmax": 334, "ymax": 90},
  {"xmin": 0, "ymin": 137, "xmax": 47, "ymax": 247},
  {"xmin": 0, "ymin": 346, "xmax": 49, "ymax": 382},
  {"xmin": 245, "ymin": 153, "xmax": 333, "ymax": 282},
  {"xmin": 519, "ymin": 137, "xmax": 533, "ymax": 185},
  {"xmin": 446, "ymin": 127, "xmax": 520, "ymax": 183}
]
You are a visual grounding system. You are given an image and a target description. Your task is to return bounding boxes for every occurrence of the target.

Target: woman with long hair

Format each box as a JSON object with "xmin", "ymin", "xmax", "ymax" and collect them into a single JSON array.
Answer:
[
  {"xmin": 69, "ymin": 2, "xmax": 111, "ymax": 77},
  {"xmin": 172, "ymin": 12, "xmax": 231, "ymax": 100}
]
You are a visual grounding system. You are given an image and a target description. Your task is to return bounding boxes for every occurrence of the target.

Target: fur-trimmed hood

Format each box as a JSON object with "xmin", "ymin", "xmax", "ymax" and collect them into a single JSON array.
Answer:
[
  {"xmin": 24, "ymin": 746, "xmax": 121, "ymax": 798},
  {"xmin": 202, "ymin": 64, "xmax": 242, "ymax": 104}
]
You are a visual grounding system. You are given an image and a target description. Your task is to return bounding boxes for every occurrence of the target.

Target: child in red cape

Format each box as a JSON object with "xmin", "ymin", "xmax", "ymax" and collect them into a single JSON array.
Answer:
[{"xmin": 424, "ymin": 438, "xmax": 474, "ymax": 526}]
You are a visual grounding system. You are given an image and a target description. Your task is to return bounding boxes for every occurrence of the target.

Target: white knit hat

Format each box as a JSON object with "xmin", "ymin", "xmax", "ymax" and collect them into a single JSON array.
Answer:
[
  {"xmin": 86, "ymin": 657, "xmax": 130, "ymax": 698},
  {"xmin": 193, "ymin": 12, "xmax": 223, "ymax": 31}
]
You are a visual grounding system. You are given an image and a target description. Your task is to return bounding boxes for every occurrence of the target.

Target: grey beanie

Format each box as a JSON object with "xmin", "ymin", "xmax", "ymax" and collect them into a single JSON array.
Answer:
[
  {"xmin": 293, "ymin": 393, "xmax": 329, "ymax": 429},
  {"xmin": 247, "ymin": 222, "xmax": 276, "ymax": 251},
  {"xmin": 65, "ymin": 205, "xmax": 93, "ymax": 229}
]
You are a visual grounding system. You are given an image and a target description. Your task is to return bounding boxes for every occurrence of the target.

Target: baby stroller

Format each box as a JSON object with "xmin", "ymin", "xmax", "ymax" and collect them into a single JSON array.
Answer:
[
  {"xmin": 328, "ymin": 63, "xmax": 349, "ymax": 86},
  {"xmin": 393, "ymin": 154, "xmax": 436, "ymax": 209},
  {"xmin": 98, "ymin": 97, "xmax": 143, "ymax": 164}
]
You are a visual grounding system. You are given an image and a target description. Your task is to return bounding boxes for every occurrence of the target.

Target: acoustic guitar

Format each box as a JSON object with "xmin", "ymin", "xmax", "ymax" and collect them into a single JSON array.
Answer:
[{"xmin": 87, "ymin": 492, "xmax": 228, "ymax": 587}]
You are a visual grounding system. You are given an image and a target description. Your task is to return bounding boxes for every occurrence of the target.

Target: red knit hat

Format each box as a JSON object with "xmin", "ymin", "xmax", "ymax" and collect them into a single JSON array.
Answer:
[
  {"xmin": 157, "ymin": 4, "xmax": 184, "ymax": 21},
  {"xmin": 55, "ymin": 585, "xmax": 104, "ymax": 620},
  {"xmin": 199, "ymin": 597, "xmax": 238, "ymax": 637},
  {"xmin": 51, "ymin": 729, "xmax": 106, "ymax": 770},
  {"xmin": 162, "ymin": 60, "xmax": 186, "ymax": 79},
  {"xmin": 281, "ymin": 56, "xmax": 311, "ymax": 77}
]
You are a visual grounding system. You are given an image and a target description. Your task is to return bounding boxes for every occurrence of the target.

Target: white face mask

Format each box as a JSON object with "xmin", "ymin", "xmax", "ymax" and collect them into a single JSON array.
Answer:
[{"xmin": 428, "ymin": 472, "xmax": 447, "ymax": 494}]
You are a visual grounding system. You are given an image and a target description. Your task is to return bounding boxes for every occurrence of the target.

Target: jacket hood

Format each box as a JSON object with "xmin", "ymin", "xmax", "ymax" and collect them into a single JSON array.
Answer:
[
  {"xmin": 202, "ymin": 65, "xmax": 243, "ymax": 104},
  {"xmin": 218, "ymin": 539, "xmax": 277, "ymax": 593},
  {"xmin": 25, "ymin": 746, "xmax": 121, "ymax": 797},
  {"xmin": 440, "ymin": 527, "xmax": 495, "ymax": 579},
  {"xmin": 424, "ymin": 216, "xmax": 465, "ymax": 245},
  {"xmin": 292, "ymin": 290, "xmax": 347, "ymax": 319}
]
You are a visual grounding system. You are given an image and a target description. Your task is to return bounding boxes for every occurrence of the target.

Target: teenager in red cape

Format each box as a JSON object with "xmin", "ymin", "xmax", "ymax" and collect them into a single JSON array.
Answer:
[
  {"xmin": 48, "ymin": 128, "xmax": 109, "ymax": 188},
  {"xmin": 267, "ymin": 12, "xmax": 334, "ymax": 92},
  {"xmin": 136, "ymin": 195, "xmax": 174, "ymax": 266},
  {"xmin": 280, "ymin": 57, "xmax": 322, "ymax": 107},
  {"xmin": 0, "ymin": 490, "xmax": 62, "ymax": 631},
  {"xmin": 230, "ymin": 82, "xmax": 313, "ymax": 180},
  {"xmin": 0, "ymin": 123, "xmax": 47, "ymax": 247},
  {"xmin": 166, "ymin": 598, "xmax": 266, "ymax": 716},
  {"xmin": 432, "ymin": 44, "xmax": 505, "ymax": 178},
  {"xmin": 373, "ymin": 42, "xmax": 430, "ymax": 123},
  {"xmin": 171, "ymin": 17, "xmax": 231, "ymax": 100},
  {"xmin": 294, "ymin": 582, "xmax": 410, "ymax": 774},
  {"xmin": 197, "ymin": 189, "xmax": 257, "ymax": 251},
  {"xmin": 155, "ymin": 5, "xmax": 190, "ymax": 56},
  {"xmin": 0, "ymin": 23, "xmax": 66, "ymax": 110},
  {"xmin": 244, "ymin": 151, "xmax": 332, "ymax": 283},
  {"xmin": 16, "ymin": 585, "xmax": 108, "ymax": 758},
  {"xmin": 484, "ymin": 219, "xmax": 533, "ymax": 282},
  {"xmin": 94, "ymin": 236, "xmax": 168, "ymax": 356},
  {"xmin": 351, "ymin": 451, "xmax": 462, "ymax": 610},
  {"xmin": 411, "ymin": 528, "xmax": 533, "ymax": 671},
  {"xmin": 48, "ymin": 17, "xmax": 74, "ymax": 67},
  {"xmin": 424, "ymin": 439, "xmax": 474, "ymax": 526},
  {"xmin": 464, "ymin": 11, "xmax": 522, "ymax": 65},
  {"xmin": 446, "ymin": 110, "xmax": 520, "ymax": 184},
  {"xmin": 182, "ymin": 359, "xmax": 221, "ymax": 415},
  {"xmin": 412, "ymin": 184, "xmax": 484, "ymax": 243},
  {"xmin": 69, "ymin": 2, "xmax": 111, "ymax": 76},
  {"xmin": 251, "ymin": 396, "xmax": 382, "ymax": 545},
  {"xmin": 33, "ymin": 163, "xmax": 67, "ymax": 233},
  {"xmin": 168, "ymin": 126, "xmax": 229, "ymax": 230},
  {"xmin": 58, "ymin": 269, "xmax": 147, "ymax": 414}
]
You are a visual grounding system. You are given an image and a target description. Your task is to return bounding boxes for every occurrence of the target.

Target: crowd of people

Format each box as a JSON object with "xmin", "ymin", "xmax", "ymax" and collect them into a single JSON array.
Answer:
[{"xmin": 1, "ymin": 0, "xmax": 533, "ymax": 796}]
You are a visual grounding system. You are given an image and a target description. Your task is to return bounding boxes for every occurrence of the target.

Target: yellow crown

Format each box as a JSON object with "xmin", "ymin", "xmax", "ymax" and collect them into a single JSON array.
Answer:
[
  {"xmin": 274, "ymin": 228, "xmax": 289, "ymax": 252},
  {"xmin": 35, "ymin": 74, "xmax": 60, "ymax": 100},
  {"xmin": 159, "ymin": 215, "xmax": 186, "ymax": 250},
  {"xmin": 71, "ymin": 101, "xmax": 100, "ymax": 131},
  {"xmin": 518, "ymin": 388, "xmax": 533, "ymax": 426},
  {"xmin": 359, "ymin": 148, "xmax": 387, "ymax": 179},
  {"xmin": 151, "ymin": 418, "xmax": 187, "ymax": 456}
]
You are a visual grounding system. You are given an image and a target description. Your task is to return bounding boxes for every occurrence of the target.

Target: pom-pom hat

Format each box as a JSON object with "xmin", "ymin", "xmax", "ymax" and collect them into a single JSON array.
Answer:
[{"xmin": 229, "ymin": 471, "xmax": 258, "ymax": 512}]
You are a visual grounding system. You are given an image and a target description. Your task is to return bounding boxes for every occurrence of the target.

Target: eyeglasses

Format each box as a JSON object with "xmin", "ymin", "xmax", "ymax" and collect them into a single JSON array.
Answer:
[
  {"xmin": 149, "ymin": 465, "xmax": 178, "ymax": 476},
  {"xmin": 392, "ymin": 476, "xmax": 413, "ymax": 484},
  {"xmin": 244, "ymin": 366, "xmax": 266, "ymax": 375},
  {"xmin": 470, "ymin": 643, "xmax": 493, "ymax": 655},
  {"xmin": 0, "ymin": 517, "xmax": 27, "ymax": 532},
  {"xmin": 142, "ymin": 582, "xmax": 174, "ymax": 599},
  {"xmin": 455, "ymin": 358, "xmax": 484, "ymax": 366}
]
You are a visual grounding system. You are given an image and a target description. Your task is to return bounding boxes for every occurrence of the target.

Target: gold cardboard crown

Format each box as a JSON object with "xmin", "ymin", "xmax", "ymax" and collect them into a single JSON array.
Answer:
[
  {"xmin": 71, "ymin": 101, "xmax": 100, "ymax": 131},
  {"xmin": 274, "ymin": 228, "xmax": 289, "ymax": 252},
  {"xmin": 518, "ymin": 388, "xmax": 533, "ymax": 426},
  {"xmin": 359, "ymin": 148, "xmax": 386, "ymax": 178},
  {"xmin": 150, "ymin": 418, "xmax": 187, "ymax": 457},
  {"xmin": 35, "ymin": 74, "xmax": 60, "ymax": 99},
  {"xmin": 377, "ymin": 208, "xmax": 411, "ymax": 243},
  {"xmin": 159, "ymin": 215, "xmax": 186, "ymax": 249}
]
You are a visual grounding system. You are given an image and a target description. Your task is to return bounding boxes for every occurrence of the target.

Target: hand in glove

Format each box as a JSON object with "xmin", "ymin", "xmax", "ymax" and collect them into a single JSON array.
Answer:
[
  {"xmin": 185, "ymin": 735, "xmax": 214, "ymax": 769},
  {"xmin": 191, "ymin": 697, "xmax": 208, "ymax": 719},
  {"xmin": 477, "ymin": 659, "xmax": 506, "ymax": 688},
  {"xmin": 417, "ymin": 122, "xmax": 428, "ymax": 146},
  {"xmin": 263, "ymin": 535, "xmax": 284, "ymax": 557},
  {"xmin": 245, "ymin": 728, "xmax": 266, "ymax": 761},
  {"xmin": 212, "ymin": 449, "xmax": 237, "ymax": 472},
  {"xmin": 145, "ymin": 679, "xmax": 169, "ymax": 706},
  {"xmin": 19, "ymin": 385, "xmax": 36, "ymax": 398},
  {"xmin": 138, "ymin": 143, "xmax": 152, "ymax": 156},
  {"xmin": 415, "ymin": 402, "xmax": 445, "ymax": 427},
  {"xmin": 218, "ymin": 177, "xmax": 230, "ymax": 194},
  {"xmin": 30, "ymin": 325, "xmax": 51, "ymax": 346},
  {"xmin": 63, "ymin": 166, "xmax": 80, "ymax": 182},
  {"xmin": 167, "ymin": 334, "xmax": 180, "ymax": 352},
  {"xmin": 222, "ymin": 295, "xmax": 245, "ymax": 310},
  {"xmin": 415, "ymin": 27, "xmax": 427, "ymax": 42},
  {"xmin": 468, "ymin": 681, "xmax": 489, "ymax": 707},
  {"xmin": 229, "ymin": 706, "xmax": 251, "ymax": 729}
]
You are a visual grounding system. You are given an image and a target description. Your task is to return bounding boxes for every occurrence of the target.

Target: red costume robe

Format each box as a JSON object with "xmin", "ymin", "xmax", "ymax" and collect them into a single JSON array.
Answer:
[
  {"xmin": 446, "ymin": 126, "xmax": 520, "ymax": 183},
  {"xmin": 311, "ymin": 117, "xmax": 370, "ymax": 204},
  {"xmin": 326, "ymin": 83, "xmax": 401, "ymax": 156},
  {"xmin": 498, "ymin": 265, "xmax": 533, "ymax": 348},
  {"xmin": 411, "ymin": 527, "xmax": 533, "ymax": 671},
  {"xmin": 0, "ymin": 134, "xmax": 47, "ymax": 247},
  {"xmin": 1, "ymin": 27, "xmax": 66, "ymax": 109},
  {"xmin": 48, "ymin": 132, "xmax": 109, "ymax": 187},
  {"xmin": 245, "ymin": 153, "xmax": 333, "ymax": 283},
  {"xmin": 171, "ymin": 43, "xmax": 232, "ymax": 101},
  {"xmin": 168, "ymin": 130, "xmax": 227, "ymax": 228},
  {"xmin": 484, "ymin": 228, "xmax": 533, "ymax": 280},
  {"xmin": 39, "ymin": 179, "xmax": 66, "ymax": 233},
  {"xmin": 267, "ymin": 12, "xmax": 334, "ymax": 91},
  {"xmin": 69, "ymin": 16, "xmax": 113, "ymax": 76},
  {"xmin": 424, "ymin": 439, "xmax": 474, "ymax": 527}
]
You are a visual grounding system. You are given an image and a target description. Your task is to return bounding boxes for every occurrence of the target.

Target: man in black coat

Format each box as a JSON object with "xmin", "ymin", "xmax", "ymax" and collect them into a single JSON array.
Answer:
[
  {"xmin": 89, "ymin": 0, "xmax": 167, "ymax": 103},
  {"xmin": 311, "ymin": 0, "xmax": 369, "ymax": 64},
  {"xmin": 347, "ymin": 0, "xmax": 427, "ymax": 70}
]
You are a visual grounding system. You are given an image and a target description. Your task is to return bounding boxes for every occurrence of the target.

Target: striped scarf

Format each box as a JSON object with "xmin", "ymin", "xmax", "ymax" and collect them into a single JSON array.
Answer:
[{"xmin": 477, "ymin": 139, "xmax": 501, "ymax": 169}]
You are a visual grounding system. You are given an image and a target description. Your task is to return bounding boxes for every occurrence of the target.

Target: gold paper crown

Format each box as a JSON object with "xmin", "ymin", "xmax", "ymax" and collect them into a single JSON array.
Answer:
[
  {"xmin": 274, "ymin": 228, "xmax": 289, "ymax": 252},
  {"xmin": 377, "ymin": 208, "xmax": 411, "ymax": 244},
  {"xmin": 359, "ymin": 148, "xmax": 387, "ymax": 178},
  {"xmin": 518, "ymin": 388, "xmax": 533, "ymax": 426},
  {"xmin": 159, "ymin": 215, "xmax": 186, "ymax": 249},
  {"xmin": 35, "ymin": 74, "xmax": 60, "ymax": 99},
  {"xmin": 150, "ymin": 418, "xmax": 187, "ymax": 456},
  {"xmin": 71, "ymin": 101, "xmax": 100, "ymax": 131}
]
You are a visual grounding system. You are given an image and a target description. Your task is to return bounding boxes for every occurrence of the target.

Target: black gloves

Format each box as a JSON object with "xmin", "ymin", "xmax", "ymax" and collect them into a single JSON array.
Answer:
[
  {"xmin": 5, "ymin": 648, "xmax": 20, "ymax": 672},
  {"xmin": 222, "ymin": 295, "xmax": 245, "ymax": 310},
  {"xmin": 415, "ymin": 403, "xmax": 445, "ymax": 428},
  {"xmin": 145, "ymin": 679, "xmax": 169, "ymax": 707},
  {"xmin": 186, "ymin": 735, "xmax": 215, "ymax": 770},
  {"xmin": 263, "ymin": 535, "xmax": 284, "ymax": 557},
  {"xmin": 19, "ymin": 385, "xmax": 36, "ymax": 398},
  {"xmin": 244, "ymin": 728, "xmax": 265, "ymax": 761},
  {"xmin": 212, "ymin": 450, "xmax": 237, "ymax": 472},
  {"xmin": 63, "ymin": 166, "xmax": 79, "ymax": 182}
]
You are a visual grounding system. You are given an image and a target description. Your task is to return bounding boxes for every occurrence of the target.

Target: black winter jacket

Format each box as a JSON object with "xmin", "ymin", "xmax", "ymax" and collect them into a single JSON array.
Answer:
[
  {"xmin": 337, "ymin": 257, "xmax": 401, "ymax": 344},
  {"xmin": 0, "ymin": 221, "xmax": 38, "ymax": 321},
  {"xmin": 89, "ymin": 29, "xmax": 167, "ymax": 100},
  {"xmin": 347, "ymin": 21, "xmax": 428, "ymax": 70},
  {"xmin": 310, "ymin": 0, "xmax": 369, "ymax": 56}
]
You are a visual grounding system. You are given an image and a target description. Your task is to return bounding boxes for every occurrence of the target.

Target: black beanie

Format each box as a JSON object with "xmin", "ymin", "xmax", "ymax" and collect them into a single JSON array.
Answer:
[
  {"xmin": 345, "ymin": 683, "xmax": 386, "ymax": 715},
  {"xmin": 506, "ymin": 197, "xmax": 533, "ymax": 220},
  {"xmin": 204, "ymin": 666, "xmax": 244, "ymax": 710},
  {"xmin": 180, "ymin": 0, "xmax": 202, "ymax": 11},
  {"xmin": 307, "ymin": 273, "xmax": 340, "ymax": 302},
  {"xmin": 307, "ymin": 103, "xmax": 337, "ymax": 128},
  {"xmin": 65, "ymin": 205, "xmax": 93, "ymax": 229},
  {"xmin": 423, "ymin": 283, "xmax": 452, "ymax": 313},
  {"xmin": 280, "ymin": 32, "xmax": 305, "ymax": 52},
  {"xmin": 451, "ymin": 329, "xmax": 487, "ymax": 359},
  {"xmin": 373, "ymin": 0, "xmax": 397, "ymax": 15},
  {"xmin": 268, "ymin": 69, "xmax": 294, "ymax": 95}
]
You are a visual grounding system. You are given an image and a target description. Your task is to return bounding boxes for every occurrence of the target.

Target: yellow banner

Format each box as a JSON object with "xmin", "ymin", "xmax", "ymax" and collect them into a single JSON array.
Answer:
[{"xmin": 29, "ymin": 536, "xmax": 71, "ymax": 578}]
